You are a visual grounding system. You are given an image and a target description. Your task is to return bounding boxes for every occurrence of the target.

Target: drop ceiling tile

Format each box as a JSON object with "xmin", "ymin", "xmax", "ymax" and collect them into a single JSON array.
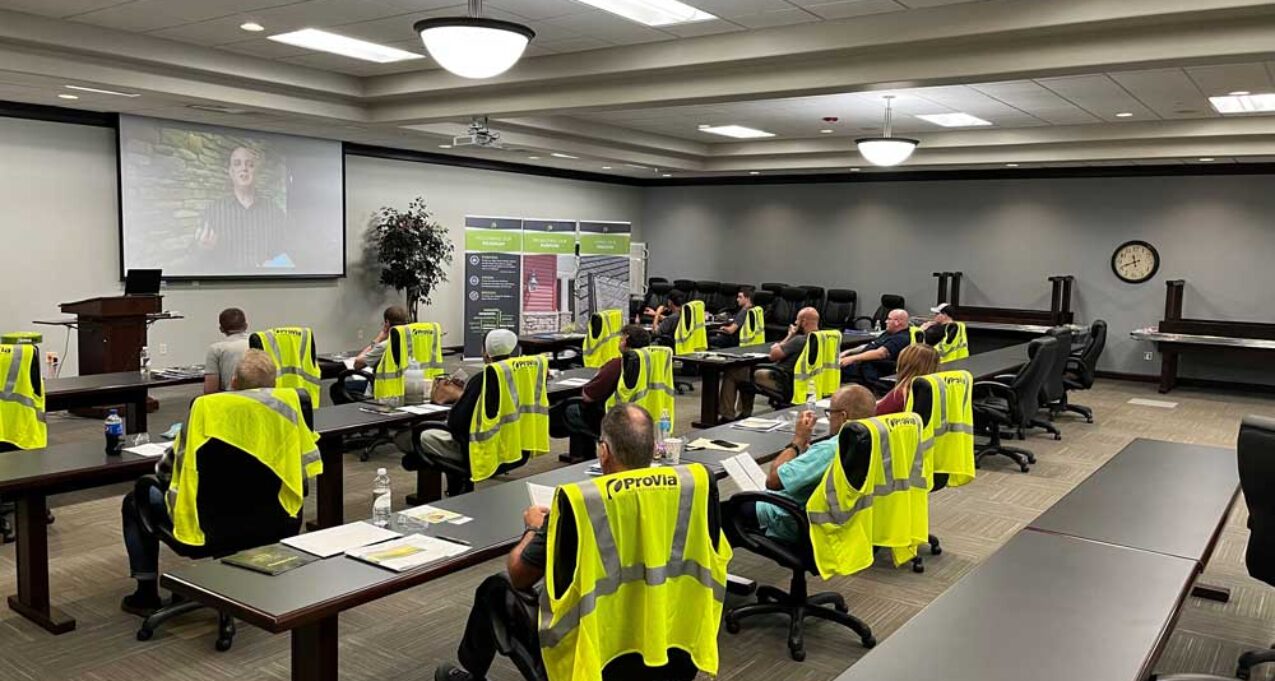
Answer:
[
  {"xmin": 0, "ymin": 0, "xmax": 132, "ymax": 17},
  {"xmin": 539, "ymin": 12, "xmax": 674, "ymax": 45},
  {"xmin": 730, "ymin": 8, "xmax": 820, "ymax": 28},
  {"xmin": 218, "ymin": 37, "xmax": 314, "ymax": 59},
  {"xmin": 1108, "ymin": 68, "xmax": 1208, "ymax": 120},
  {"xmin": 535, "ymin": 36, "xmax": 614, "ymax": 53},
  {"xmin": 69, "ymin": 1, "xmax": 207, "ymax": 31},
  {"xmin": 685, "ymin": 0, "xmax": 796, "ymax": 17},
  {"xmin": 1185, "ymin": 62, "xmax": 1274, "ymax": 97},
  {"xmin": 376, "ymin": 0, "xmax": 462, "ymax": 10},
  {"xmin": 800, "ymin": 0, "xmax": 905, "ymax": 20},
  {"xmin": 658, "ymin": 18, "xmax": 745, "ymax": 37},
  {"xmin": 248, "ymin": 0, "xmax": 408, "ymax": 29},
  {"xmin": 1035, "ymin": 74, "xmax": 1157, "ymax": 122},
  {"xmin": 149, "ymin": 15, "xmax": 275, "ymax": 46},
  {"xmin": 970, "ymin": 80, "xmax": 1101, "ymax": 125},
  {"xmin": 895, "ymin": 0, "xmax": 982, "ymax": 6},
  {"xmin": 485, "ymin": 0, "xmax": 584, "ymax": 21}
]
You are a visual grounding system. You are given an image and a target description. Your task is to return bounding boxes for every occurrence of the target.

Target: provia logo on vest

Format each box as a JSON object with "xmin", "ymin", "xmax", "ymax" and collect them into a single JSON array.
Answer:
[
  {"xmin": 943, "ymin": 376, "xmax": 965, "ymax": 386},
  {"xmin": 277, "ymin": 329, "xmax": 304, "ymax": 337},
  {"xmin": 880, "ymin": 414, "xmax": 916, "ymax": 429},
  {"xmin": 606, "ymin": 472, "xmax": 679, "ymax": 500}
]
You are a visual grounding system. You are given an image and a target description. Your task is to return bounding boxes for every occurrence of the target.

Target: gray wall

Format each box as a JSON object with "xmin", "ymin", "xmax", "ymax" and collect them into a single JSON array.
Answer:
[
  {"xmin": 642, "ymin": 176, "xmax": 1275, "ymax": 383},
  {"xmin": 0, "ymin": 116, "xmax": 643, "ymax": 375}
]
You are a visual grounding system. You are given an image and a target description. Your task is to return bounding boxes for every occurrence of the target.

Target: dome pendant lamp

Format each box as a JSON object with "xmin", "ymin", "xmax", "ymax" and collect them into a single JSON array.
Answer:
[
  {"xmin": 415, "ymin": 0, "xmax": 535, "ymax": 80},
  {"xmin": 856, "ymin": 95, "xmax": 918, "ymax": 167}
]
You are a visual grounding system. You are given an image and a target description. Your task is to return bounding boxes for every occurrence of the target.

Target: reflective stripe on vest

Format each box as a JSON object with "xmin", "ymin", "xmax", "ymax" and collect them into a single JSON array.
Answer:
[
  {"xmin": 792, "ymin": 330, "xmax": 840, "ymax": 405},
  {"xmin": 0, "ymin": 344, "xmax": 46, "ymax": 449},
  {"xmin": 539, "ymin": 464, "xmax": 731, "ymax": 681},
  {"xmin": 675, "ymin": 300, "xmax": 708, "ymax": 355},
  {"xmin": 374, "ymin": 323, "xmax": 446, "ymax": 399},
  {"xmin": 469, "ymin": 356, "xmax": 550, "ymax": 481},
  {"xmin": 606, "ymin": 348, "xmax": 676, "ymax": 430},
  {"xmin": 740, "ymin": 306, "xmax": 765, "ymax": 347},
  {"xmin": 583, "ymin": 310, "xmax": 624, "ymax": 368},
  {"xmin": 260, "ymin": 328, "xmax": 321, "ymax": 406}
]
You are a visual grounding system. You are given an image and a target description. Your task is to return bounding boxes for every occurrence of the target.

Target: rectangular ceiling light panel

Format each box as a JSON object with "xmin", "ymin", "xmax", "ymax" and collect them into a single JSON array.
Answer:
[
  {"xmin": 573, "ymin": 0, "xmax": 715, "ymax": 26},
  {"xmin": 1209, "ymin": 94, "xmax": 1275, "ymax": 114},
  {"xmin": 698, "ymin": 124, "xmax": 775, "ymax": 139},
  {"xmin": 269, "ymin": 29, "xmax": 424, "ymax": 63},
  {"xmin": 915, "ymin": 113, "xmax": 993, "ymax": 127}
]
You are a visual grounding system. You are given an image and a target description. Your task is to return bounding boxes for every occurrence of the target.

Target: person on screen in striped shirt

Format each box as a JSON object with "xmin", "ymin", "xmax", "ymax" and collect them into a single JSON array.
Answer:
[{"xmin": 194, "ymin": 145, "xmax": 290, "ymax": 272}]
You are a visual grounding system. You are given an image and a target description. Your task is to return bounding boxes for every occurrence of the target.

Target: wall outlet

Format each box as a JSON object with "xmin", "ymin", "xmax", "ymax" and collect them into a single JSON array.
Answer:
[
  {"xmin": 1144, "ymin": 352, "xmax": 1153, "ymax": 361},
  {"xmin": 158, "ymin": 343, "xmax": 168, "ymax": 355}
]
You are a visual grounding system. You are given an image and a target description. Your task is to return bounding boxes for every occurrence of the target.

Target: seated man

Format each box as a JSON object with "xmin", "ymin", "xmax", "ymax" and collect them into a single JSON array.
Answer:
[
  {"xmin": 120, "ymin": 349, "xmax": 278, "ymax": 615},
  {"xmin": 743, "ymin": 385, "xmax": 876, "ymax": 543},
  {"xmin": 407, "ymin": 329, "xmax": 518, "ymax": 494},
  {"xmin": 343, "ymin": 305, "xmax": 411, "ymax": 397},
  {"xmin": 709, "ymin": 286, "xmax": 755, "ymax": 349},
  {"xmin": 650, "ymin": 290, "xmax": 685, "ymax": 343},
  {"xmin": 840, "ymin": 308, "xmax": 911, "ymax": 388},
  {"xmin": 549, "ymin": 324, "xmax": 650, "ymax": 444},
  {"xmin": 203, "ymin": 307, "xmax": 249, "ymax": 394},
  {"xmin": 719, "ymin": 306, "xmax": 819, "ymax": 421},
  {"xmin": 434, "ymin": 404, "xmax": 723, "ymax": 681}
]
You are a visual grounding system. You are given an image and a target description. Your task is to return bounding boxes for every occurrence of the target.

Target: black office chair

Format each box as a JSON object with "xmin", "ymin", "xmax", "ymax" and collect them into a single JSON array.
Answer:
[
  {"xmin": 329, "ymin": 332, "xmax": 409, "ymax": 461},
  {"xmin": 1060, "ymin": 319, "xmax": 1106, "ymax": 423},
  {"xmin": 760, "ymin": 282, "xmax": 787, "ymax": 297},
  {"xmin": 971, "ymin": 337, "xmax": 1056, "ymax": 472},
  {"xmin": 0, "ymin": 347, "xmax": 52, "ymax": 542},
  {"xmin": 673, "ymin": 279, "xmax": 696, "ymax": 297},
  {"xmin": 642, "ymin": 281, "xmax": 675, "ymax": 323},
  {"xmin": 717, "ymin": 283, "xmax": 745, "ymax": 314},
  {"xmin": 134, "ymin": 390, "xmax": 313, "ymax": 650},
  {"xmin": 693, "ymin": 280, "xmax": 719, "ymax": 306},
  {"xmin": 824, "ymin": 289, "xmax": 858, "ymax": 329},
  {"xmin": 908, "ymin": 378, "xmax": 947, "ymax": 574},
  {"xmin": 648, "ymin": 276, "xmax": 668, "ymax": 287},
  {"xmin": 1023, "ymin": 328, "xmax": 1069, "ymax": 441},
  {"xmin": 764, "ymin": 289, "xmax": 798, "ymax": 341},
  {"xmin": 800, "ymin": 286, "xmax": 826, "ymax": 317},
  {"xmin": 721, "ymin": 423, "xmax": 878, "ymax": 661},
  {"xmin": 751, "ymin": 289, "xmax": 775, "ymax": 311},
  {"xmin": 752, "ymin": 331, "xmax": 827, "ymax": 409},
  {"xmin": 853, "ymin": 294, "xmax": 905, "ymax": 330}
]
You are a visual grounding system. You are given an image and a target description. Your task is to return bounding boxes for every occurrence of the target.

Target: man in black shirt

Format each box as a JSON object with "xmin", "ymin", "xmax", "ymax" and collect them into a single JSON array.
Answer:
[
  {"xmin": 434, "ymin": 404, "xmax": 721, "ymax": 681},
  {"xmin": 840, "ymin": 308, "xmax": 911, "ymax": 388},
  {"xmin": 651, "ymin": 290, "xmax": 685, "ymax": 342},
  {"xmin": 709, "ymin": 286, "xmax": 754, "ymax": 348},
  {"xmin": 195, "ymin": 146, "xmax": 289, "ymax": 272}
]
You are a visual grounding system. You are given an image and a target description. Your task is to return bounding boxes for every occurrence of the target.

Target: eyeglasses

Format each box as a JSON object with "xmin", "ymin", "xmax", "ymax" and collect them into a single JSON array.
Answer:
[{"xmin": 824, "ymin": 408, "xmax": 846, "ymax": 419}]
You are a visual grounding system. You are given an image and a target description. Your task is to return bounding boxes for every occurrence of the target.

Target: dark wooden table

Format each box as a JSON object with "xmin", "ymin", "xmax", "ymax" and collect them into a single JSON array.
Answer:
[
  {"xmin": 1028, "ymin": 438, "xmax": 1238, "ymax": 568},
  {"xmin": 0, "ymin": 440, "xmax": 160, "ymax": 634},
  {"xmin": 519, "ymin": 333, "xmax": 585, "ymax": 365},
  {"xmin": 675, "ymin": 346, "xmax": 774, "ymax": 429},
  {"xmin": 885, "ymin": 342, "xmax": 1032, "ymax": 382},
  {"xmin": 834, "ymin": 530, "xmax": 1199, "ymax": 681},
  {"xmin": 46, "ymin": 371, "xmax": 204, "ymax": 433},
  {"xmin": 679, "ymin": 405, "xmax": 830, "ymax": 472}
]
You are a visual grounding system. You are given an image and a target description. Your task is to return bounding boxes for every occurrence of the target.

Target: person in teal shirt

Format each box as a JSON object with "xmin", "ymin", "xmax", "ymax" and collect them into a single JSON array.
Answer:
[{"xmin": 753, "ymin": 384, "xmax": 877, "ymax": 543}]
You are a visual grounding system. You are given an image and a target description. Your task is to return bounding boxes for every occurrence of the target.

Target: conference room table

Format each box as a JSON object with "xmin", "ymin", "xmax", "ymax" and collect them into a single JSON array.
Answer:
[
  {"xmin": 518, "ymin": 332, "xmax": 585, "ymax": 365},
  {"xmin": 46, "ymin": 370, "xmax": 204, "ymax": 433},
  {"xmin": 884, "ymin": 341, "xmax": 1032, "ymax": 383},
  {"xmin": 675, "ymin": 346, "xmax": 775, "ymax": 429}
]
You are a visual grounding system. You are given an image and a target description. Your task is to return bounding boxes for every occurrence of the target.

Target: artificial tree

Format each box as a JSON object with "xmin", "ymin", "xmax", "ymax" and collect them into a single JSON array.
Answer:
[{"xmin": 368, "ymin": 197, "xmax": 454, "ymax": 320}]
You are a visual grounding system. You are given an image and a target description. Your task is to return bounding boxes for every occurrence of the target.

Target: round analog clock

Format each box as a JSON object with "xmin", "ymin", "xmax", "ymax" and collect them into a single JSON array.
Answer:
[{"xmin": 1111, "ymin": 240, "xmax": 1160, "ymax": 284}]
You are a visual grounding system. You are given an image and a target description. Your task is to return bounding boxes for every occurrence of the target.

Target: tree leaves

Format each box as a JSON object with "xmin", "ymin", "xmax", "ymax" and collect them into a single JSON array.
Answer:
[{"xmin": 368, "ymin": 196, "xmax": 455, "ymax": 320}]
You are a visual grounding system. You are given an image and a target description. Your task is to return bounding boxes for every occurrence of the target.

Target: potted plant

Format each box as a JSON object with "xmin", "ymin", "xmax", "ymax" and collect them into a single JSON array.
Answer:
[{"xmin": 368, "ymin": 197, "xmax": 454, "ymax": 320}]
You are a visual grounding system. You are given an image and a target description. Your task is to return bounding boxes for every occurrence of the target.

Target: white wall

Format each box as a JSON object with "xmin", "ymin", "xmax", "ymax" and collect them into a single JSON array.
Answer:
[{"xmin": 0, "ymin": 116, "xmax": 644, "ymax": 375}]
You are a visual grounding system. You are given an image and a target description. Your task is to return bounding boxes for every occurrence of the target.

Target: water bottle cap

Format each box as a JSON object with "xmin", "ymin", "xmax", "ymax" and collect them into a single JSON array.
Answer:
[
  {"xmin": 376, "ymin": 467, "xmax": 387, "ymax": 475},
  {"xmin": 108, "ymin": 408, "xmax": 118, "ymax": 415}
]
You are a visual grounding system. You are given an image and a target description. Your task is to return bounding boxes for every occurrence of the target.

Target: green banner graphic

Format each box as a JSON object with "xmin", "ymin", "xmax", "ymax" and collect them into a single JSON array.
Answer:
[
  {"xmin": 578, "ymin": 221, "xmax": 631, "ymax": 256},
  {"xmin": 465, "ymin": 216, "xmax": 523, "ymax": 252},
  {"xmin": 522, "ymin": 220, "xmax": 577, "ymax": 255}
]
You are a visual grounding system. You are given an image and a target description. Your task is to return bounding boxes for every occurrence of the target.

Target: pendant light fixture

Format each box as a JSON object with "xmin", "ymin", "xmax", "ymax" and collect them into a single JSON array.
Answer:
[
  {"xmin": 856, "ymin": 95, "xmax": 918, "ymax": 167},
  {"xmin": 415, "ymin": 0, "xmax": 535, "ymax": 80}
]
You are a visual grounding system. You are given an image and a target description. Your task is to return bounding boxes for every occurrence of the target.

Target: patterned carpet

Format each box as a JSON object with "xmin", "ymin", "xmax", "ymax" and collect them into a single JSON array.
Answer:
[{"xmin": 0, "ymin": 371, "xmax": 1271, "ymax": 681}]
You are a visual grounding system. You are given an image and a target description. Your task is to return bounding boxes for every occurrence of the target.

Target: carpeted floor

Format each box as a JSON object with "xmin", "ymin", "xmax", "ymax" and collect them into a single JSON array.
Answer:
[{"xmin": 0, "ymin": 370, "xmax": 1271, "ymax": 681}]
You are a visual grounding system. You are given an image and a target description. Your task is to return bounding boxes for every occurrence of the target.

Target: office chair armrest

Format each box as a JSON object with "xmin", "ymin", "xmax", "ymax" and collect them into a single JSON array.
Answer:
[
  {"xmin": 1064, "ymin": 356, "xmax": 1094, "ymax": 383},
  {"xmin": 992, "ymin": 373, "xmax": 1017, "ymax": 383},
  {"xmin": 724, "ymin": 491, "xmax": 811, "ymax": 542},
  {"xmin": 973, "ymin": 380, "xmax": 1015, "ymax": 401},
  {"xmin": 133, "ymin": 475, "xmax": 173, "ymax": 541},
  {"xmin": 333, "ymin": 367, "xmax": 376, "ymax": 404}
]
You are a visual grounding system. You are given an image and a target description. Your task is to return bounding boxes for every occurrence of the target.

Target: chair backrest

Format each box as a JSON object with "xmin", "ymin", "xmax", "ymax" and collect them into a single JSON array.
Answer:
[
  {"xmin": 824, "ymin": 289, "xmax": 858, "ymax": 328},
  {"xmin": 768, "ymin": 291, "xmax": 797, "ymax": 329},
  {"xmin": 716, "ymin": 283, "xmax": 743, "ymax": 313},
  {"xmin": 673, "ymin": 279, "xmax": 696, "ymax": 296},
  {"xmin": 0, "ymin": 342, "xmax": 46, "ymax": 450},
  {"xmin": 1038, "ymin": 328, "xmax": 1071, "ymax": 402},
  {"xmin": 760, "ymin": 283, "xmax": 787, "ymax": 296},
  {"xmin": 645, "ymin": 281, "xmax": 673, "ymax": 311},
  {"xmin": 249, "ymin": 327, "xmax": 321, "ymax": 404},
  {"xmin": 648, "ymin": 277, "xmax": 668, "ymax": 287},
  {"xmin": 692, "ymin": 280, "xmax": 718, "ymax": 304},
  {"xmin": 875, "ymin": 294, "xmax": 905, "ymax": 324},
  {"xmin": 751, "ymin": 290, "xmax": 775, "ymax": 309},
  {"xmin": 191, "ymin": 390, "xmax": 313, "ymax": 551},
  {"xmin": 800, "ymin": 286, "xmax": 826, "ymax": 316},
  {"xmin": 1240, "ymin": 416, "xmax": 1275, "ymax": 586},
  {"xmin": 1076, "ymin": 320, "xmax": 1108, "ymax": 386},
  {"xmin": 1011, "ymin": 337, "xmax": 1058, "ymax": 423}
]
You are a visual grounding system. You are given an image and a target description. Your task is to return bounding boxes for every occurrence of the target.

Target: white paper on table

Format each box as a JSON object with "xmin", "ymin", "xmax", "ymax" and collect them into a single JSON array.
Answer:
[
  {"xmin": 527, "ymin": 483, "xmax": 556, "ymax": 508},
  {"xmin": 398, "ymin": 505, "xmax": 466, "ymax": 524},
  {"xmin": 741, "ymin": 352, "xmax": 771, "ymax": 359},
  {"xmin": 555, "ymin": 377, "xmax": 590, "ymax": 387},
  {"xmin": 397, "ymin": 403, "xmax": 449, "ymax": 415},
  {"xmin": 345, "ymin": 534, "xmax": 470, "ymax": 572},
  {"xmin": 343, "ymin": 358, "xmax": 356, "ymax": 370},
  {"xmin": 282, "ymin": 521, "xmax": 401, "ymax": 558},
  {"xmin": 123, "ymin": 442, "xmax": 169, "ymax": 458},
  {"xmin": 731, "ymin": 417, "xmax": 784, "ymax": 432},
  {"xmin": 721, "ymin": 453, "xmax": 768, "ymax": 492}
]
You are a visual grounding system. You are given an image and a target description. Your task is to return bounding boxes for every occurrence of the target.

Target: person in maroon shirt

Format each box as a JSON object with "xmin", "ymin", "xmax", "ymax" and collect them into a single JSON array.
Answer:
[
  {"xmin": 549, "ymin": 324, "xmax": 651, "ymax": 447},
  {"xmin": 875, "ymin": 343, "xmax": 939, "ymax": 416}
]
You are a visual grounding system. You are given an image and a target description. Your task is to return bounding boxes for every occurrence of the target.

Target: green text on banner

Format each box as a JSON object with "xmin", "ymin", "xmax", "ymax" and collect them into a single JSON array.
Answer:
[{"xmin": 578, "ymin": 221, "xmax": 631, "ymax": 255}]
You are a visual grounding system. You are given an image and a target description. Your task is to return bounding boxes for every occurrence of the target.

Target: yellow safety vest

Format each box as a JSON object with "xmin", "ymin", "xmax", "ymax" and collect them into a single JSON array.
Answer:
[
  {"xmin": 540, "ymin": 464, "xmax": 733, "ymax": 681},
  {"xmin": 256, "ymin": 327, "xmax": 321, "ymax": 406},
  {"xmin": 469, "ymin": 355, "xmax": 550, "ymax": 481},
  {"xmin": 583, "ymin": 309, "xmax": 624, "ymax": 369},
  {"xmin": 936, "ymin": 322, "xmax": 969, "ymax": 363},
  {"xmin": 792, "ymin": 330, "xmax": 841, "ymax": 405},
  {"xmin": 167, "ymin": 388, "xmax": 321, "ymax": 546},
  {"xmin": 0, "ymin": 344, "xmax": 46, "ymax": 449},
  {"xmin": 906, "ymin": 371, "xmax": 976, "ymax": 488},
  {"xmin": 674, "ymin": 300, "xmax": 708, "ymax": 355},
  {"xmin": 806, "ymin": 413, "xmax": 929, "ymax": 578},
  {"xmin": 373, "ymin": 323, "xmax": 445, "ymax": 400},
  {"xmin": 739, "ymin": 306, "xmax": 765, "ymax": 347},
  {"xmin": 606, "ymin": 347, "xmax": 676, "ymax": 431},
  {"xmin": 908, "ymin": 326, "xmax": 926, "ymax": 345}
]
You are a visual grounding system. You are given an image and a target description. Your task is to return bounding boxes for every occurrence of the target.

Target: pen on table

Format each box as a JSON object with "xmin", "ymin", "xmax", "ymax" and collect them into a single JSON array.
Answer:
[{"xmin": 434, "ymin": 534, "xmax": 471, "ymax": 546}]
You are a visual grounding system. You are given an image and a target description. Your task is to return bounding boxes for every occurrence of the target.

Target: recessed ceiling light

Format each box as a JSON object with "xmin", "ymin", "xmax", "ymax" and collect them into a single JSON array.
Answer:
[
  {"xmin": 550, "ymin": 152, "xmax": 578, "ymax": 159},
  {"xmin": 697, "ymin": 124, "xmax": 711, "ymax": 130},
  {"xmin": 527, "ymin": 156, "xmax": 541, "ymax": 160},
  {"xmin": 572, "ymin": 0, "xmax": 715, "ymax": 27},
  {"xmin": 1006, "ymin": 163, "xmax": 1019, "ymax": 167},
  {"xmin": 240, "ymin": 22, "xmax": 265, "ymax": 32},
  {"xmin": 624, "ymin": 163, "xmax": 647, "ymax": 169},
  {"xmin": 65, "ymin": 84, "xmax": 140, "ymax": 97},
  {"xmin": 1115, "ymin": 112, "xmax": 1133, "ymax": 118},
  {"xmin": 849, "ymin": 168, "xmax": 861, "ymax": 172},
  {"xmin": 57, "ymin": 94, "xmax": 78, "ymax": 100},
  {"xmin": 269, "ymin": 29, "xmax": 424, "ymax": 63},
  {"xmin": 1198, "ymin": 157, "xmax": 1215, "ymax": 162},
  {"xmin": 1209, "ymin": 93, "xmax": 1275, "ymax": 114},
  {"xmin": 438, "ymin": 144, "xmax": 452, "ymax": 149},
  {"xmin": 748, "ymin": 171, "xmax": 760, "ymax": 175},
  {"xmin": 601, "ymin": 166, "xmax": 612, "ymax": 169},
  {"xmin": 820, "ymin": 129, "xmax": 834, "ymax": 134},
  {"xmin": 662, "ymin": 173, "xmax": 672, "ymax": 177},
  {"xmin": 915, "ymin": 113, "xmax": 992, "ymax": 127},
  {"xmin": 1230, "ymin": 90, "xmax": 1251, "ymax": 96},
  {"xmin": 699, "ymin": 125, "xmax": 774, "ymax": 139}
]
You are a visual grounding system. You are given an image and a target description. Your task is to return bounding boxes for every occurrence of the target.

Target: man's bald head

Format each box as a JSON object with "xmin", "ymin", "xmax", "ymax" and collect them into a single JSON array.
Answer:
[
  {"xmin": 828, "ymin": 384, "xmax": 876, "ymax": 432},
  {"xmin": 885, "ymin": 308, "xmax": 910, "ymax": 333},
  {"xmin": 796, "ymin": 306, "xmax": 820, "ymax": 332}
]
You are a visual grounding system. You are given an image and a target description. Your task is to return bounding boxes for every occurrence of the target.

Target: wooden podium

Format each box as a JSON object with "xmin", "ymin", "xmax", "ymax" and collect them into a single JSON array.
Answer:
[{"xmin": 59, "ymin": 295, "xmax": 163, "ymax": 374}]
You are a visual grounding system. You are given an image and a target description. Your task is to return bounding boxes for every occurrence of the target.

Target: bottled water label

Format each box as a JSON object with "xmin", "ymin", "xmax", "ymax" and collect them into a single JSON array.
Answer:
[{"xmin": 372, "ymin": 492, "xmax": 392, "ymax": 527}]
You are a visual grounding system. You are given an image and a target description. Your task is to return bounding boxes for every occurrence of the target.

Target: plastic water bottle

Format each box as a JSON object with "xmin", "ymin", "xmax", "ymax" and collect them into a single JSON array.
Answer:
[
  {"xmin": 806, "ymin": 379, "xmax": 818, "ymax": 415},
  {"xmin": 139, "ymin": 346, "xmax": 151, "ymax": 378},
  {"xmin": 372, "ymin": 468, "xmax": 392, "ymax": 527},
  {"xmin": 874, "ymin": 318, "xmax": 883, "ymax": 332},
  {"xmin": 657, "ymin": 409, "xmax": 672, "ymax": 461},
  {"xmin": 403, "ymin": 357, "xmax": 426, "ymax": 406},
  {"xmin": 104, "ymin": 409, "xmax": 124, "ymax": 455}
]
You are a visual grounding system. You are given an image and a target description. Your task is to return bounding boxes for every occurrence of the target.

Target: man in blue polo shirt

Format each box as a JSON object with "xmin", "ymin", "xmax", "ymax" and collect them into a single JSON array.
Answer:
[{"xmin": 840, "ymin": 308, "xmax": 911, "ymax": 388}]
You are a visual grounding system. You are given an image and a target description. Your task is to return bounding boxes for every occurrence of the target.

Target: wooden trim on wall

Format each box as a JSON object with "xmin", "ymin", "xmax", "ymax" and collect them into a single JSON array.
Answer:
[{"xmin": 1096, "ymin": 369, "xmax": 1275, "ymax": 394}]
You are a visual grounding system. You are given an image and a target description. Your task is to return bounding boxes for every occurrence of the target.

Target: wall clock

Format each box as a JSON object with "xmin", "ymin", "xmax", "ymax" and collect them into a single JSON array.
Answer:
[{"xmin": 1112, "ymin": 240, "xmax": 1159, "ymax": 284}]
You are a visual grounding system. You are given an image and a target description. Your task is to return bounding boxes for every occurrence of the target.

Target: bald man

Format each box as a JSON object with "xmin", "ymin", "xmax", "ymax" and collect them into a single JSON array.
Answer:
[
  {"xmin": 719, "ymin": 306, "xmax": 821, "ymax": 421},
  {"xmin": 840, "ymin": 308, "xmax": 912, "ymax": 388}
]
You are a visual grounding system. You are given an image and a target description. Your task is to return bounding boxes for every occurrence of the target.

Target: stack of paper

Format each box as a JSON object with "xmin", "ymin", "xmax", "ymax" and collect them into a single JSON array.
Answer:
[
  {"xmin": 399, "ymin": 505, "xmax": 471, "ymax": 525},
  {"xmin": 555, "ymin": 377, "xmax": 590, "ymax": 387},
  {"xmin": 527, "ymin": 483, "xmax": 556, "ymax": 507},
  {"xmin": 397, "ymin": 403, "xmax": 450, "ymax": 415},
  {"xmin": 282, "ymin": 522, "xmax": 401, "ymax": 558},
  {"xmin": 732, "ymin": 417, "xmax": 784, "ymax": 432},
  {"xmin": 123, "ymin": 442, "xmax": 169, "ymax": 458},
  {"xmin": 721, "ymin": 453, "xmax": 768, "ymax": 492},
  {"xmin": 346, "ymin": 535, "xmax": 471, "ymax": 572}
]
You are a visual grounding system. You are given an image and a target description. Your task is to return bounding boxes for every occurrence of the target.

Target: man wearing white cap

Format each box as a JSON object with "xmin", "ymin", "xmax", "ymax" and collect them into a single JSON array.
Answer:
[{"xmin": 404, "ymin": 328, "xmax": 519, "ymax": 495}]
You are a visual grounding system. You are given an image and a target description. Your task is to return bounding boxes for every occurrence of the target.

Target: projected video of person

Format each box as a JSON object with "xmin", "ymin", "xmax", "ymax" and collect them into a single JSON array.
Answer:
[{"xmin": 119, "ymin": 115, "xmax": 344, "ymax": 278}]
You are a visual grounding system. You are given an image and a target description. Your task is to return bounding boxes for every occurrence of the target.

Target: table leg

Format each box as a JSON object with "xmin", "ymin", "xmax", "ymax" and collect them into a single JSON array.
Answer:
[
  {"xmin": 693, "ymin": 365, "xmax": 722, "ymax": 429},
  {"xmin": 1159, "ymin": 349, "xmax": 1179, "ymax": 394},
  {"xmin": 6, "ymin": 494, "xmax": 75, "ymax": 634},
  {"xmin": 292, "ymin": 615, "xmax": 339, "ymax": 681},
  {"xmin": 310, "ymin": 439, "xmax": 345, "ymax": 531},
  {"xmin": 126, "ymin": 387, "xmax": 148, "ymax": 434},
  {"xmin": 406, "ymin": 469, "xmax": 443, "ymax": 506}
]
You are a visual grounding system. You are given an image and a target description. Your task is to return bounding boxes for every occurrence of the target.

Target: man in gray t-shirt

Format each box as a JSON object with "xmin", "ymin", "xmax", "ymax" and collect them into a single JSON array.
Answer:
[
  {"xmin": 718, "ymin": 306, "xmax": 819, "ymax": 421},
  {"xmin": 203, "ymin": 307, "xmax": 250, "ymax": 394}
]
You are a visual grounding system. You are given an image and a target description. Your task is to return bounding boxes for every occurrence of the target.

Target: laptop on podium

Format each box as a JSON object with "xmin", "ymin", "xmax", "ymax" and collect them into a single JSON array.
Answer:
[{"xmin": 124, "ymin": 268, "xmax": 162, "ymax": 296}]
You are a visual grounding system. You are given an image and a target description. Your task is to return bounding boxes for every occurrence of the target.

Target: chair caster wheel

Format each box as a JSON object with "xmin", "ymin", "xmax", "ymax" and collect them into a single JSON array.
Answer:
[
  {"xmin": 788, "ymin": 646, "xmax": 805, "ymax": 662},
  {"xmin": 1086, "ymin": 418, "xmax": 1094, "ymax": 424},
  {"xmin": 215, "ymin": 637, "xmax": 233, "ymax": 652},
  {"xmin": 1236, "ymin": 668, "xmax": 1251, "ymax": 681},
  {"xmin": 136, "ymin": 628, "xmax": 154, "ymax": 642},
  {"xmin": 930, "ymin": 544, "xmax": 942, "ymax": 556},
  {"xmin": 1019, "ymin": 464, "xmax": 1030, "ymax": 473},
  {"xmin": 1053, "ymin": 434, "xmax": 1061, "ymax": 441},
  {"xmin": 359, "ymin": 451, "xmax": 370, "ymax": 462},
  {"xmin": 862, "ymin": 636, "xmax": 877, "ymax": 649},
  {"xmin": 911, "ymin": 560, "xmax": 924, "ymax": 574},
  {"xmin": 725, "ymin": 617, "xmax": 741, "ymax": 634}
]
